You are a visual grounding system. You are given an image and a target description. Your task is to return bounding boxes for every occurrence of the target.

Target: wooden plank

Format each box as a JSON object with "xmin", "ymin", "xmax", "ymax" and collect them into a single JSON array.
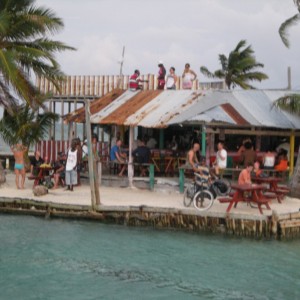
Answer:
[{"xmin": 280, "ymin": 219, "xmax": 300, "ymax": 229}]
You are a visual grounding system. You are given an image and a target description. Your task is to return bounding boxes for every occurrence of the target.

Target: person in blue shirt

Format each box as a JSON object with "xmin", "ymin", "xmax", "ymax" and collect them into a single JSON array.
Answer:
[{"xmin": 110, "ymin": 139, "xmax": 127, "ymax": 176}]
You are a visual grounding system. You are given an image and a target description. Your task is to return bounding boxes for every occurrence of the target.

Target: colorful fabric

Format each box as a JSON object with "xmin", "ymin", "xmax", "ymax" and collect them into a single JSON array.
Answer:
[{"xmin": 14, "ymin": 163, "xmax": 24, "ymax": 170}]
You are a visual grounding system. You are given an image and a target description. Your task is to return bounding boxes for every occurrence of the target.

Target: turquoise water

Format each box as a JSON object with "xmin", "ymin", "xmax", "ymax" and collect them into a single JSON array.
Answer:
[{"xmin": 0, "ymin": 215, "xmax": 299, "ymax": 300}]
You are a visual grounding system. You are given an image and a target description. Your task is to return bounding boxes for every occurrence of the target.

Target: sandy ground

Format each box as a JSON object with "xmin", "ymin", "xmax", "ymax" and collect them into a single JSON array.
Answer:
[{"xmin": 1, "ymin": 172, "xmax": 300, "ymax": 218}]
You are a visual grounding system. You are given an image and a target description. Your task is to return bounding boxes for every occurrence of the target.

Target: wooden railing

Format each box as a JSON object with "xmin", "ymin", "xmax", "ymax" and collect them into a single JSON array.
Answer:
[
  {"xmin": 35, "ymin": 140, "xmax": 109, "ymax": 162},
  {"xmin": 36, "ymin": 75, "xmax": 225, "ymax": 97}
]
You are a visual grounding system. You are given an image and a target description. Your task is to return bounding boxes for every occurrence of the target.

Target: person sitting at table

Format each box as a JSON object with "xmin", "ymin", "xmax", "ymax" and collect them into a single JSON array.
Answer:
[
  {"xmin": 263, "ymin": 148, "xmax": 276, "ymax": 169},
  {"xmin": 238, "ymin": 163, "xmax": 253, "ymax": 185},
  {"xmin": 110, "ymin": 139, "xmax": 127, "ymax": 176},
  {"xmin": 132, "ymin": 140, "xmax": 151, "ymax": 176},
  {"xmin": 211, "ymin": 141, "xmax": 227, "ymax": 178},
  {"xmin": 30, "ymin": 150, "xmax": 44, "ymax": 176},
  {"xmin": 251, "ymin": 161, "xmax": 268, "ymax": 178},
  {"xmin": 274, "ymin": 149, "xmax": 289, "ymax": 171},
  {"xmin": 53, "ymin": 152, "xmax": 66, "ymax": 189}
]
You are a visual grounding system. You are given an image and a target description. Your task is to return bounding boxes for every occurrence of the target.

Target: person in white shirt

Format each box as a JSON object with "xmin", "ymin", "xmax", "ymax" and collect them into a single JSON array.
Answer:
[
  {"xmin": 65, "ymin": 140, "xmax": 79, "ymax": 191},
  {"xmin": 212, "ymin": 141, "xmax": 227, "ymax": 177},
  {"xmin": 111, "ymin": 131, "xmax": 121, "ymax": 149}
]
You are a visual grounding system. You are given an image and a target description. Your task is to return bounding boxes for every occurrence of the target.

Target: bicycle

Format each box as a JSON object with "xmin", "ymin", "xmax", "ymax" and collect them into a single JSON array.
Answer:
[{"xmin": 183, "ymin": 173, "xmax": 231, "ymax": 211}]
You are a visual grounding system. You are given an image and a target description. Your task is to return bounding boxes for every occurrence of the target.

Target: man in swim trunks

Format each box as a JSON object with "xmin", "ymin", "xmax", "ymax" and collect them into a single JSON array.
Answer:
[{"xmin": 11, "ymin": 144, "xmax": 28, "ymax": 189}]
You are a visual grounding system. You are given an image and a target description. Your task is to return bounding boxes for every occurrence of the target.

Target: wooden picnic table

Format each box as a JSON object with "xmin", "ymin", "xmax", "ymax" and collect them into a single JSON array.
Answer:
[
  {"xmin": 219, "ymin": 183, "xmax": 271, "ymax": 215},
  {"xmin": 28, "ymin": 166, "xmax": 54, "ymax": 187},
  {"xmin": 251, "ymin": 176, "xmax": 290, "ymax": 204}
]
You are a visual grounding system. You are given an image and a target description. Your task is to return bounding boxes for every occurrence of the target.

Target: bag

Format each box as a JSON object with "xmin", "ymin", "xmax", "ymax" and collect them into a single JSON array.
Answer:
[
  {"xmin": 212, "ymin": 180, "xmax": 228, "ymax": 195},
  {"xmin": 43, "ymin": 176, "xmax": 54, "ymax": 189}
]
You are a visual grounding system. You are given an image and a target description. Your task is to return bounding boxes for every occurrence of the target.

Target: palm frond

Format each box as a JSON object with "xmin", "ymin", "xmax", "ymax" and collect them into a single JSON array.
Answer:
[
  {"xmin": 200, "ymin": 66, "xmax": 216, "ymax": 79},
  {"xmin": 279, "ymin": 13, "xmax": 300, "ymax": 48},
  {"xmin": 273, "ymin": 94, "xmax": 300, "ymax": 115}
]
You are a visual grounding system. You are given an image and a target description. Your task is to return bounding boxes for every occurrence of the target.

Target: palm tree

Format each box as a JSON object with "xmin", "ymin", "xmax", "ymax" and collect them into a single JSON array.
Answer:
[
  {"xmin": 0, "ymin": 104, "xmax": 59, "ymax": 171},
  {"xmin": 279, "ymin": 0, "xmax": 300, "ymax": 48},
  {"xmin": 0, "ymin": 0, "xmax": 75, "ymax": 110},
  {"xmin": 200, "ymin": 40, "xmax": 268, "ymax": 90},
  {"xmin": 274, "ymin": 94, "xmax": 300, "ymax": 115}
]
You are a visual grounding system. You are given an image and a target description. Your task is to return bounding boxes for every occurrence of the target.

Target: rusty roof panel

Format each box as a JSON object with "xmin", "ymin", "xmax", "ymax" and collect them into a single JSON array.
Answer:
[
  {"xmin": 100, "ymin": 90, "xmax": 162, "ymax": 125},
  {"xmin": 123, "ymin": 90, "xmax": 204, "ymax": 128},
  {"xmin": 64, "ymin": 89, "xmax": 125, "ymax": 123},
  {"xmin": 221, "ymin": 103, "xmax": 250, "ymax": 126}
]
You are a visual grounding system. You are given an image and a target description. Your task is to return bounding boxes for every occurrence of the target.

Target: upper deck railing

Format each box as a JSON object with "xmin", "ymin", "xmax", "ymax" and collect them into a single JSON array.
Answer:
[{"xmin": 36, "ymin": 75, "xmax": 226, "ymax": 97}]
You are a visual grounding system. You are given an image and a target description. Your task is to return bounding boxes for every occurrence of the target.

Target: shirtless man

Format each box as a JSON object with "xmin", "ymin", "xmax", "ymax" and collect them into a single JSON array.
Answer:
[
  {"xmin": 187, "ymin": 142, "xmax": 200, "ymax": 171},
  {"xmin": 11, "ymin": 144, "xmax": 28, "ymax": 189}
]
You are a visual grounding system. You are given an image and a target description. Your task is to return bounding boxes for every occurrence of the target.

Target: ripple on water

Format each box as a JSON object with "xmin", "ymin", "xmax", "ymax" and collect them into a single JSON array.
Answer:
[{"xmin": 0, "ymin": 215, "xmax": 300, "ymax": 300}]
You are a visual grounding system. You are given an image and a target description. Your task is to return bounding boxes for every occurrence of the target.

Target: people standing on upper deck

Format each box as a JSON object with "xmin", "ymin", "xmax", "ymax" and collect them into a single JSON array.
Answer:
[
  {"xmin": 182, "ymin": 63, "xmax": 197, "ymax": 89},
  {"xmin": 129, "ymin": 70, "xmax": 148, "ymax": 91},
  {"xmin": 157, "ymin": 61, "xmax": 166, "ymax": 90},
  {"xmin": 11, "ymin": 144, "xmax": 28, "ymax": 189},
  {"xmin": 166, "ymin": 67, "xmax": 178, "ymax": 90}
]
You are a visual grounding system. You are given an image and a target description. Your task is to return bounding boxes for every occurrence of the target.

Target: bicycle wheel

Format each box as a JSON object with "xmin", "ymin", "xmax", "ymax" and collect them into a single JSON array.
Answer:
[
  {"xmin": 183, "ymin": 185, "xmax": 194, "ymax": 207},
  {"xmin": 193, "ymin": 190, "xmax": 214, "ymax": 211}
]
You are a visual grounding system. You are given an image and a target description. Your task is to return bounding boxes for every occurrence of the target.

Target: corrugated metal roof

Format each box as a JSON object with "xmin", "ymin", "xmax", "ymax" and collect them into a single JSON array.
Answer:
[
  {"xmin": 65, "ymin": 89, "xmax": 300, "ymax": 130},
  {"xmin": 91, "ymin": 90, "xmax": 205, "ymax": 128},
  {"xmin": 64, "ymin": 89, "xmax": 126, "ymax": 123},
  {"xmin": 184, "ymin": 90, "xmax": 300, "ymax": 129}
]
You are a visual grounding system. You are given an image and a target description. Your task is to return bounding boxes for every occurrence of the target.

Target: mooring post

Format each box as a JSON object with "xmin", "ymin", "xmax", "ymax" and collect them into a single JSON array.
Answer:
[
  {"xmin": 84, "ymin": 99, "xmax": 100, "ymax": 209},
  {"xmin": 179, "ymin": 168, "xmax": 185, "ymax": 193},
  {"xmin": 149, "ymin": 164, "xmax": 154, "ymax": 190}
]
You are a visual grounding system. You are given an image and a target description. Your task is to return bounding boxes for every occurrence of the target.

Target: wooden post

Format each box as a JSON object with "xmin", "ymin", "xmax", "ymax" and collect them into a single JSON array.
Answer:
[
  {"xmin": 159, "ymin": 129, "xmax": 164, "ymax": 149},
  {"xmin": 149, "ymin": 164, "xmax": 154, "ymax": 190},
  {"xmin": 290, "ymin": 130, "xmax": 295, "ymax": 177},
  {"xmin": 179, "ymin": 168, "xmax": 185, "ymax": 193},
  {"xmin": 84, "ymin": 99, "xmax": 101, "ymax": 209},
  {"xmin": 128, "ymin": 126, "xmax": 134, "ymax": 188}
]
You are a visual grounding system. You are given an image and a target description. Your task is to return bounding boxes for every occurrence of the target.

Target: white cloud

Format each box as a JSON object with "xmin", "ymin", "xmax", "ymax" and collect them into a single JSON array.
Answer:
[{"xmin": 37, "ymin": 0, "xmax": 300, "ymax": 89}]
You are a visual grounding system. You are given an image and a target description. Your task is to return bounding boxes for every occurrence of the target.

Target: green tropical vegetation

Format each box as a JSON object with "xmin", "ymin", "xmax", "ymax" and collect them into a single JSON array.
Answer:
[
  {"xmin": 0, "ymin": 104, "xmax": 58, "ymax": 168},
  {"xmin": 279, "ymin": 0, "xmax": 300, "ymax": 48},
  {"xmin": 200, "ymin": 40, "xmax": 268, "ymax": 90},
  {"xmin": 0, "ymin": 0, "xmax": 75, "ymax": 111},
  {"xmin": 276, "ymin": 1, "xmax": 300, "ymax": 117}
]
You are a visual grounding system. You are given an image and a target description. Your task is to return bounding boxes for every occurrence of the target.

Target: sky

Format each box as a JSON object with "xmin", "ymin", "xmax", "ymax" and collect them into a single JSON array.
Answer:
[{"xmin": 36, "ymin": 0, "xmax": 300, "ymax": 89}]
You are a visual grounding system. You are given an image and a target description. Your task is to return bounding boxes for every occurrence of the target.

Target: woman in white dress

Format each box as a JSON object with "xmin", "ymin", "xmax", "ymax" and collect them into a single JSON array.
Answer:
[
  {"xmin": 182, "ymin": 63, "xmax": 197, "ymax": 89},
  {"xmin": 166, "ymin": 67, "xmax": 178, "ymax": 90}
]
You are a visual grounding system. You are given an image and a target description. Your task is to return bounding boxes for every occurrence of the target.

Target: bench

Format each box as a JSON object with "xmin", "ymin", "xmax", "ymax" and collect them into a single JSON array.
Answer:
[
  {"xmin": 220, "ymin": 168, "xmax": 289, "ymax": 181},
  {"xmin": 106, "ymin": 161, "xmax": 155, "ymax": 190}
]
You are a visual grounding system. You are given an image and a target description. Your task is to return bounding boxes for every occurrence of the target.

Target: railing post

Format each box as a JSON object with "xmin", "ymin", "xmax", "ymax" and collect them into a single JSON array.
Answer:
[
  {"xmin": 179, "ymin": 168, "xmax": 185, "ymax": 193},
  {"xmin": 149, "ymin": 164, "xmax": 154, "ymax": 190}
]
